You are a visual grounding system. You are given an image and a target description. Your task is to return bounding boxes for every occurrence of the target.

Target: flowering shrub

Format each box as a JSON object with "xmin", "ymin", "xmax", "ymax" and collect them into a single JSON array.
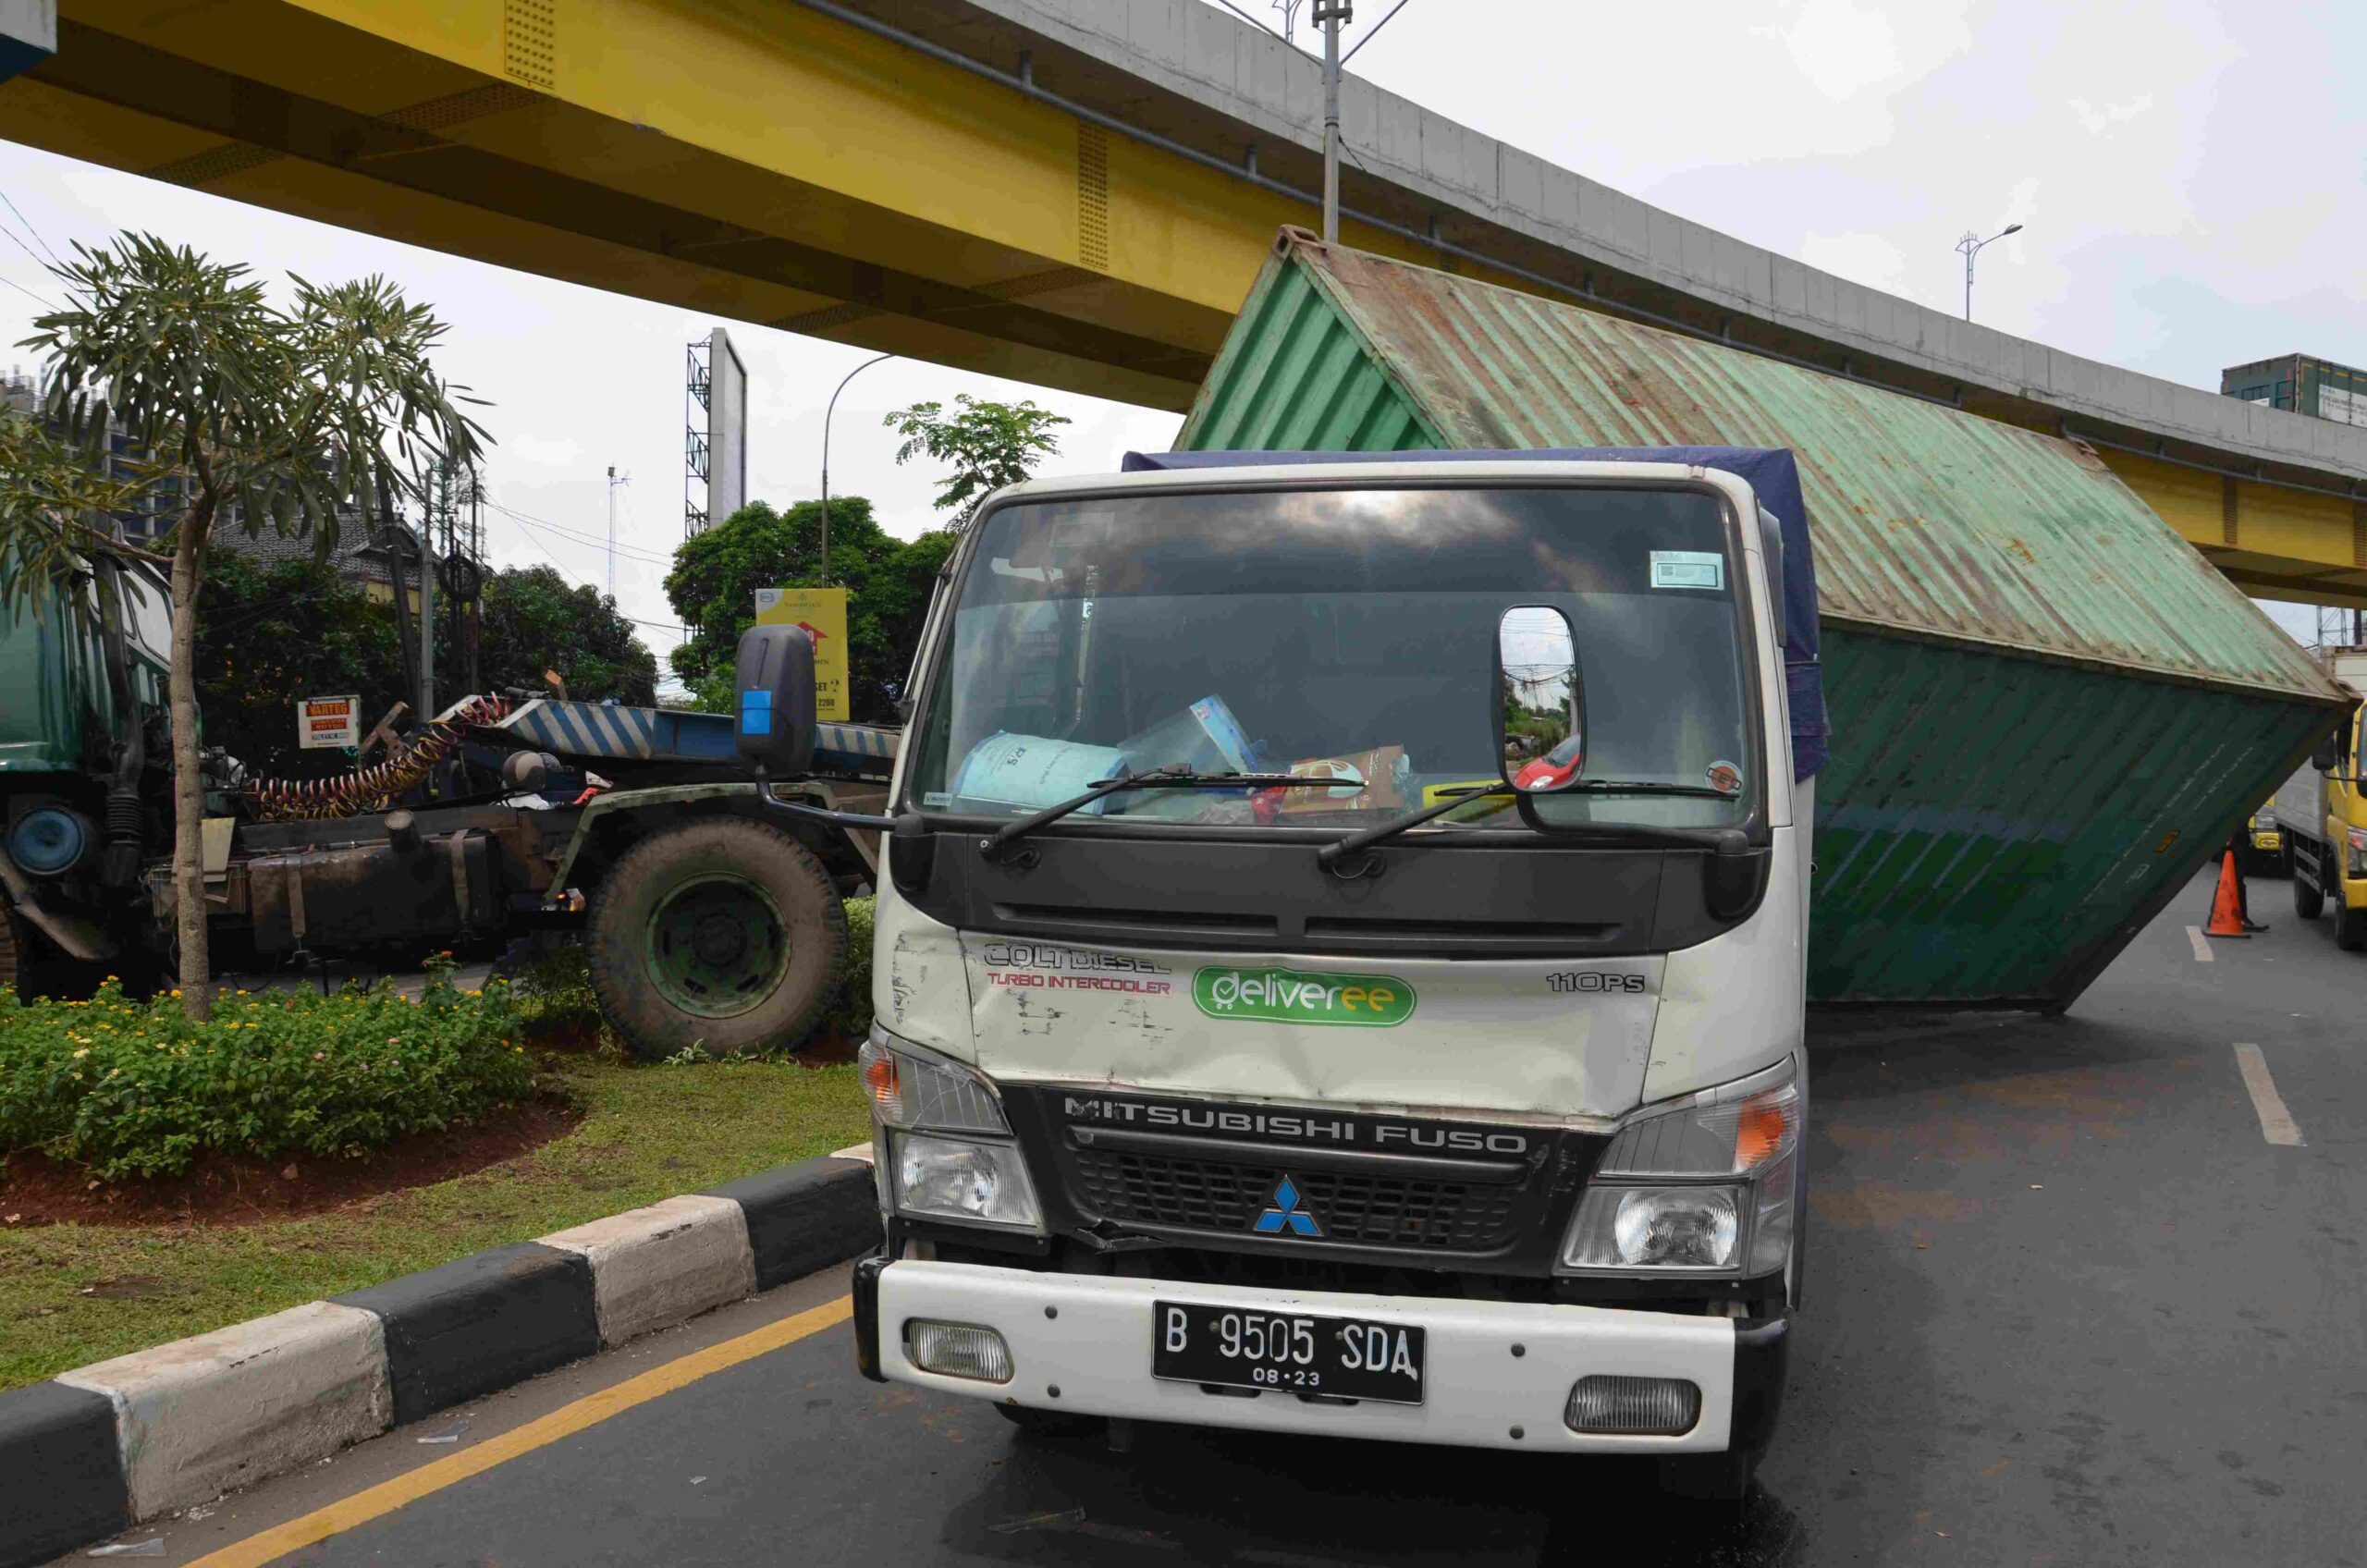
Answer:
[{"xmin": 0, "ymin": 966, "xmax": 535, "ymax": 1180}]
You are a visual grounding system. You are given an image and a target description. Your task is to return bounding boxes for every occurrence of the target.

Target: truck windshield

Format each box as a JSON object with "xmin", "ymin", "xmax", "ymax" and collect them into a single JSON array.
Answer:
[{"xmin": 905, "ymin": 484, "xmax": 1759, "ymax": 833}]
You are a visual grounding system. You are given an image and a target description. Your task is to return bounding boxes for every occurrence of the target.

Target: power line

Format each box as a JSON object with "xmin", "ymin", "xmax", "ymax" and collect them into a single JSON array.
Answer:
[
  {"xmin": 0, "ymin": 190, "xmax": 63, "ymax": 267},
  {"xmin": 494, "ymin": 509, "xmax": 685, "ymax": 643},
  {"xmin": 0, "ymin": 271, "xmax": 56, "ymax": 312},
  {"xmin": 491, "ymin": 499, "xmax": 670, "ymax": 563},
  {"xmin": 1341, "ymin": 0, "xmax": 1412, "ymax": 62},
  {"xmin": 488, "ymin": 499, "xmax": 670, "ymax": 564},
  {"xmin": 0, "ymin": 216, "xmax": 55, "ymax": 280}
]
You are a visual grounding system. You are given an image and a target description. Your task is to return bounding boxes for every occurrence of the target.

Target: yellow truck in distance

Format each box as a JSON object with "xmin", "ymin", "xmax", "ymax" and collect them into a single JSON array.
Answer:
[{"xmin": 2275, "ymin": 647, "xmax": 2367, "ymax": 950}]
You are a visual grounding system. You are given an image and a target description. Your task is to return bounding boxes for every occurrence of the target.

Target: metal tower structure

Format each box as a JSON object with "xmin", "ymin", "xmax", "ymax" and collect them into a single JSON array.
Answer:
[
  {"xmin": 683, "ymin": 327, "xmax": 748, "ymax": 536},
  {"xmin": 684, "ymin": 337, "xmax": 710, "ymax": 536}
]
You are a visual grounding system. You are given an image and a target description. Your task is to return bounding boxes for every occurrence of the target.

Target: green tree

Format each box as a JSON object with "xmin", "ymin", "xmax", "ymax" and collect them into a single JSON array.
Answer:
[
  {"xmin": 665, "ymin": 498, "xmax": 952, "ymax": 721},
  {"xmin": 1, "ymin": 234, "xmax": 484, "ymax": 1020},
  {"xmin": 195, "ymin": 554, "xmax": 411, "ymax": 779},
  {"xmin": 882, "ymin": 394, "xmax": 1069, "ymax": 514},
  {"xmin": 476, "ymin": 565, "xmax": 658, "ymax": 706}
]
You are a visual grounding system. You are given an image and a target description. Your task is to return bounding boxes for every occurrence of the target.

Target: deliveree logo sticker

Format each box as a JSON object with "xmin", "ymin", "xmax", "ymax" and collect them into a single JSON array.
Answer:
[{"xmin": 1193, "ymin": 966, "xmax": 1415, "ymax": 1026}]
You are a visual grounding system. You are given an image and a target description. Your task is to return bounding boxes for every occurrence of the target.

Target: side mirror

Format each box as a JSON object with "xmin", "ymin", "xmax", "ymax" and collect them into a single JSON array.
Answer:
[
  {"xmin": 2313, "ymin": 730, "xmax": 2341, "ymax": 774},
  {"xmin": 735, "ymin": 623, "xmax": 816, "ymax": 775},
  {"xmin": 1495, "ymin": 606, "xmax": 1584, "ymax": 794}
]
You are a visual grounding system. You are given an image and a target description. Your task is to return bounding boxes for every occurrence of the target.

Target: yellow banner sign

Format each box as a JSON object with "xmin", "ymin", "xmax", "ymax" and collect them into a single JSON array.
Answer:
[{"xmin": 754, "ymin": 587, "xmax": 851, "ymax": 721}]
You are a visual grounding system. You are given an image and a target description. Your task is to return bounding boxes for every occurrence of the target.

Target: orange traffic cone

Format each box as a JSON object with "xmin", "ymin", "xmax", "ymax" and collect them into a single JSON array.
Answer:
[{"xmin": 2204, "ymin": 850, "xmax": 2250, "ymax": 938}]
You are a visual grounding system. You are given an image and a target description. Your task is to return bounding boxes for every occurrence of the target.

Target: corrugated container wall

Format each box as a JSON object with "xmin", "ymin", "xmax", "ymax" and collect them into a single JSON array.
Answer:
[{"xmin": 1178, "ymin": 230, "xmax": 2351, "ymax": 1007}]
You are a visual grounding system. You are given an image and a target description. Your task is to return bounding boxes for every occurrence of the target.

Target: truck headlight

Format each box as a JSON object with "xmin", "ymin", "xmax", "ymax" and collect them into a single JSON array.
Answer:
[
  {"xmin": 893, "ymin": 1133, "xmax": 1042, "ymax": 1229},
  {"xmin": 861, "ymin": 1027, "xmax": 1043, "ymax": 1231},
  {"xmin": 2349, "ymin": 827, "xmax": 2367, "ymax": 877},
  {"xmin": 1560, "ymin": 1058, "xmax": 1800, "ymax": 1276}
]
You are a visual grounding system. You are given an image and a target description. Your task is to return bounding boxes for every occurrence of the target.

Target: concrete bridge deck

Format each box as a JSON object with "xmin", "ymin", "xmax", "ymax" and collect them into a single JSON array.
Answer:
[{"xmin": 3, "ymin": 0, "xmax": 2361, "ymax": 606}]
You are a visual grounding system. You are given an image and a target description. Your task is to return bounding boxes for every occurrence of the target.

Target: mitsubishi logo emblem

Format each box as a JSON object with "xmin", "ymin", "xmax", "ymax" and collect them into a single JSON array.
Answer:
[{"xmin": 1253, "ymin": 1176, "xmax": 1322, "ymax": 1237}]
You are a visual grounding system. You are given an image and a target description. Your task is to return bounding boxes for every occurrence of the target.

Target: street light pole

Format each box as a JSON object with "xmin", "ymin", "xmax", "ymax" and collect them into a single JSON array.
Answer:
[
  {"xmin": 1956, "ymin": 222, "xmax": 2024, "ymax": 322},
  {"xmin": 819, "ymin": 353, "xmax": 893, "ymax": 588},
  {"xmin": 1315, "ymin": 0, "xmax": 1350, "ymax": 243}
]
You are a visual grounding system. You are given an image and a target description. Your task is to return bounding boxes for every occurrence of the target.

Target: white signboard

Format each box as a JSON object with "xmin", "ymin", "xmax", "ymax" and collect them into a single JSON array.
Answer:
[
  {"xmin": 2318, "ymin": 384, "xmax": 2366, "ymax": 427},
  {"xmin": 299, "ymin": 694, "xmax": 361, "ymax": 750}
]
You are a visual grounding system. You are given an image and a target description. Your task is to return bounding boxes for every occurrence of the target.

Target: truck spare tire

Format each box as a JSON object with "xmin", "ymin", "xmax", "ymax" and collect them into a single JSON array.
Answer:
[{"xmin": 585, "ymin": 816, "xmax": 847, "ymax": 1060}]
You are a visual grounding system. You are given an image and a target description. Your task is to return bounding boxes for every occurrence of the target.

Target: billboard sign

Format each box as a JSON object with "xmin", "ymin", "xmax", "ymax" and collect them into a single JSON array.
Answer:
[
  {"xmin": 754, "ymin": 587, "xmax": 851, "ymax": 721},
  {"xmin": 708, "ymin": 328, "xmax": 747, "ymax": 524}
]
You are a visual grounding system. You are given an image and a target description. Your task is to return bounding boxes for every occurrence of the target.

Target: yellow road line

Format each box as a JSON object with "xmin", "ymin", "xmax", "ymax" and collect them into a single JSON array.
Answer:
[{"xmin": 187, "ymin": 1296, "xmax": 852, "ymax": 1568}]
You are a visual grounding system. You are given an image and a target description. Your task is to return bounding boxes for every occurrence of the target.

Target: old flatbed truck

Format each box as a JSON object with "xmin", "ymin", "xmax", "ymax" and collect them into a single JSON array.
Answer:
[{"xmin": 0, "ymin": 570, "xmax": 891, "ymax": 1056}]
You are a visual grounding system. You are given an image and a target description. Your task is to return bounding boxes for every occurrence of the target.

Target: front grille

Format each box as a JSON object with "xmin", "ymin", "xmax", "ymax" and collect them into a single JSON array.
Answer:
[{"xmin": 1068, "ymin": 1146, "xmax": 1522, "ymax": 1251}]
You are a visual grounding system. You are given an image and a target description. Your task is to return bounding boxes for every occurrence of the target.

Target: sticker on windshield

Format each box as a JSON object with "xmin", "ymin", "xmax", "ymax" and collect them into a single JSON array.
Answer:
[
  {"xmin": 1194, "ymin": 966, "xmax": 1415, "ymax": 1026},
  {"xmin": 1650, "ymin": 551, "xmax": 1724, "ymax": 591},
  {"xmin": 921, "ymin": 790, "xmax": 954, "ymax": 810},
  {"xmin": 1707, "ymin": 760, "xmax": 1744, "ymax": 795}
]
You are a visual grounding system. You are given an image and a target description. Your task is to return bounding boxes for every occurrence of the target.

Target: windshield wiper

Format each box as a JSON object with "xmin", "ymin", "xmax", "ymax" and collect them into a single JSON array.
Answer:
[
  {"xmin": 1563, "ymin": 780, "xmax": 1740, "ymax": 800},
  {"xmin": 1317, "ymin": 785, "xmax": 1514, "ymax": 873},
  {"xmin": 977, "ymin": 765, "xmax": 1341, "ymax": 863},
  {"xmin": 1317, "ymin": 779, "xmax": 1738, "ymax": 874}
]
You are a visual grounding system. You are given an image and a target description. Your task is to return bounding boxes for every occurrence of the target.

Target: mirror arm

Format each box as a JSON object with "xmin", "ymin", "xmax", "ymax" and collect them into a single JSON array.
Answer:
[{"xmin": 750, "ymin": 766, "xmax": 902, "ymax": 831}]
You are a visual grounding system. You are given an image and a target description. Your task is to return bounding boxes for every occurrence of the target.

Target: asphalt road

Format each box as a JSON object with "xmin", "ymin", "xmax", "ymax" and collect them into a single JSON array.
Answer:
[{"xmin": 70, "ymin": 866, "xmax": 2366, "ymax": 1566}]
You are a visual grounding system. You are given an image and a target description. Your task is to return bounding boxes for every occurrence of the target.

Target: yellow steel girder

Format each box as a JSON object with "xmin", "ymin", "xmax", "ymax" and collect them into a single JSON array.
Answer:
[{"xmin": 4, "ymin": 0, "xmax": 2364, "ymax": 599}]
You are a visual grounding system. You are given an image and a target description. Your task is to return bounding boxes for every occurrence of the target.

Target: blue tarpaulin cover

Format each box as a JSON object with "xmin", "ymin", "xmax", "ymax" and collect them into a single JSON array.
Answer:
[{"xmin": 1120, "ymin": 447, "xmax": 1829, "ymax": 781}]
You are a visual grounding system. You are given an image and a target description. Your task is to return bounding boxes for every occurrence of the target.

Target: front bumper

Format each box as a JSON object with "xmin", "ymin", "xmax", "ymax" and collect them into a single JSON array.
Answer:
[{"xmin": 854, "ymin": 1257, "xmax": 1788, "ymax": 1454}]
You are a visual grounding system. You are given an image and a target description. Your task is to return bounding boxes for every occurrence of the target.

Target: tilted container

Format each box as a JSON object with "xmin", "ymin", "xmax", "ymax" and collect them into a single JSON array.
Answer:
[{"xmin": 1171, "ymin": 230, "xmax": 2350, "ymax": 1007}]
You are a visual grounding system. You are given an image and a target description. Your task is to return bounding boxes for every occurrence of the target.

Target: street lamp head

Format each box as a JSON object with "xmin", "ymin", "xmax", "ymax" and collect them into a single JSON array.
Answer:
[{"xmin": 2002, "ymin": 223, "xmax": 2024, "ymax": 237}]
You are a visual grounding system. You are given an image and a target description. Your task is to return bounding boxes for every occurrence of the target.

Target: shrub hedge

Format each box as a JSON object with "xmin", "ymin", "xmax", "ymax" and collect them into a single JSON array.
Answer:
[{"xmin": 0, "ymin": 962, "xmax": 535, "ymax": 1181}]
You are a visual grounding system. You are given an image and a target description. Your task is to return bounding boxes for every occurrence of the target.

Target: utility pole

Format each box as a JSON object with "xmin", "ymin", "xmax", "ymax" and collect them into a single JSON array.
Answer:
[
  {"xmin": 1315, "ymin": 0, "xmax": 1350, "ymax": 244},
  {"xmin": 464, "ymin": 466, "xmax": 483, "ymax": 694},
  {"xmin": 606, "ymin": 466, "xmax": 630, "ymax": 600},
  {"xmin": 417, "ymin": 504, "xmax": 435, "ymax": 723}
]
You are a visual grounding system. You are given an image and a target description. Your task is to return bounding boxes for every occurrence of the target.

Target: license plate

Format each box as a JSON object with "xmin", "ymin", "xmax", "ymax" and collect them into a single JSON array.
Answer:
[{"xmin": 1151, "ymin": 1301, "xmax": 1427, "ymax": 1405}]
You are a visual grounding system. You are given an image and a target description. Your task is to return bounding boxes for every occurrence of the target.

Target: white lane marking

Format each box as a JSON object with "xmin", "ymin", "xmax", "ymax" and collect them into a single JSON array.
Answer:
[
  {"xmin": 2233, "ymin": 1043, "xmax": 2303, "ymax": 1146},
  {"xmin": 2187, "ymin": 925, "xmax": 2213, "ymax": 962}
]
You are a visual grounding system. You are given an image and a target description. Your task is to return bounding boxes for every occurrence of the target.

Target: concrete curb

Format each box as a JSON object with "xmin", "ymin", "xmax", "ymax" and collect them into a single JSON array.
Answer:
[{"xmin": 0, "ymin": 1153, "xmax": 878, "ymax": 1568}]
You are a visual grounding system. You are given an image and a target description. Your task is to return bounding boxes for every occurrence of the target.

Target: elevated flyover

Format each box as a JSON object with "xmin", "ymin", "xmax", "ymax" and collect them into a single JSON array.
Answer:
[{"xmin": 4, "ymin": 0, "xmax": 2362, "ymax": 606}]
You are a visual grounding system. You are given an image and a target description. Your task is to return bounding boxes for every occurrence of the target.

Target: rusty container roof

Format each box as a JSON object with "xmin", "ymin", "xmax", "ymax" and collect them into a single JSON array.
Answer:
[{"xmin": 1182, "ymin": 233, "xmax": 2347, "ymax": 706}]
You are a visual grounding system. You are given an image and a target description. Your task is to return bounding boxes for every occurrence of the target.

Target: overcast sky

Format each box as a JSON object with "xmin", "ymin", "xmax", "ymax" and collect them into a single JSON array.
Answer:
[{"xmin": 3, "ymin": 0, "xmax": 2358, "ymax": 668}]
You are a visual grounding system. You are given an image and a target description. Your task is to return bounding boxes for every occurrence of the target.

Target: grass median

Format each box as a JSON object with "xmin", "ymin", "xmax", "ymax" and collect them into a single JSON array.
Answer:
[{"xmin": 0, "ymin": 939, "xmax": 874, "ymax": 1390}]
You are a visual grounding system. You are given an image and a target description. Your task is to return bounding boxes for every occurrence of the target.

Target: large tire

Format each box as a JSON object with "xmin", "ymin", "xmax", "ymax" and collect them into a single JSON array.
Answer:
[
  {"xmin": 2291, "ymin": 846, "xmax": 2324, "ymax": 920},
  {"xmin": 585, "ymin": 817, "xmax": 846, "ymax": 1060},
  {"xmin": 2337, "ymin": 899, "xmax": 2367, "ymax": 953}
]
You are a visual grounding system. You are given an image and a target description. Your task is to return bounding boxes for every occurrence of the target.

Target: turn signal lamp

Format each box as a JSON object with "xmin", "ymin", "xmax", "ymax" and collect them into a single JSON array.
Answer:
[
  {"xmin": 861, "ymin": 1047, "xmax": 901, "ymax": 1116},
  {"xmin": 1732, "ymin": 1093, "xmax": 1791, "ymax": 1171},
  {"xmin": 1561, "ymin": 1059, "xmax": 1802, "ymax": 1277}
]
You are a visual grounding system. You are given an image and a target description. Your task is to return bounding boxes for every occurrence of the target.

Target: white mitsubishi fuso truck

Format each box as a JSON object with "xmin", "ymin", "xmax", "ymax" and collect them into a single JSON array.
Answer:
[{"xmin": 840, "ymin": 456, "xmax": 1815, "ymax": 1498}]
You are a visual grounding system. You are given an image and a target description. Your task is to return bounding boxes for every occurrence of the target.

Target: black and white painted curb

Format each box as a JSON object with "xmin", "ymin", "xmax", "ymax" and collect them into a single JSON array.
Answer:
[{"xmin": 0, "ymin": 1149, "xmax": 880, "ymax": 1568}]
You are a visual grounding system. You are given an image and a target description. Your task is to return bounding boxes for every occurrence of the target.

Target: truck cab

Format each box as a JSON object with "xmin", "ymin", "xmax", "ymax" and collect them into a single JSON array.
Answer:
[
  {"xmin": 2275, "ymin": 648, "xmax": 2367, "ymax": 950},
  {"xmin": 842, "ymin": 458, "xmax": 1812, "ymax": 1496}
]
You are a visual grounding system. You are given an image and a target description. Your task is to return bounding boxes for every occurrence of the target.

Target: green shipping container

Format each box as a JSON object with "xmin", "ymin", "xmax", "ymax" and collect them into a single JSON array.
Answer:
[{"xmin": 1176, "ymin": 230, "xmax": 2352, "ymax": 1008}]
